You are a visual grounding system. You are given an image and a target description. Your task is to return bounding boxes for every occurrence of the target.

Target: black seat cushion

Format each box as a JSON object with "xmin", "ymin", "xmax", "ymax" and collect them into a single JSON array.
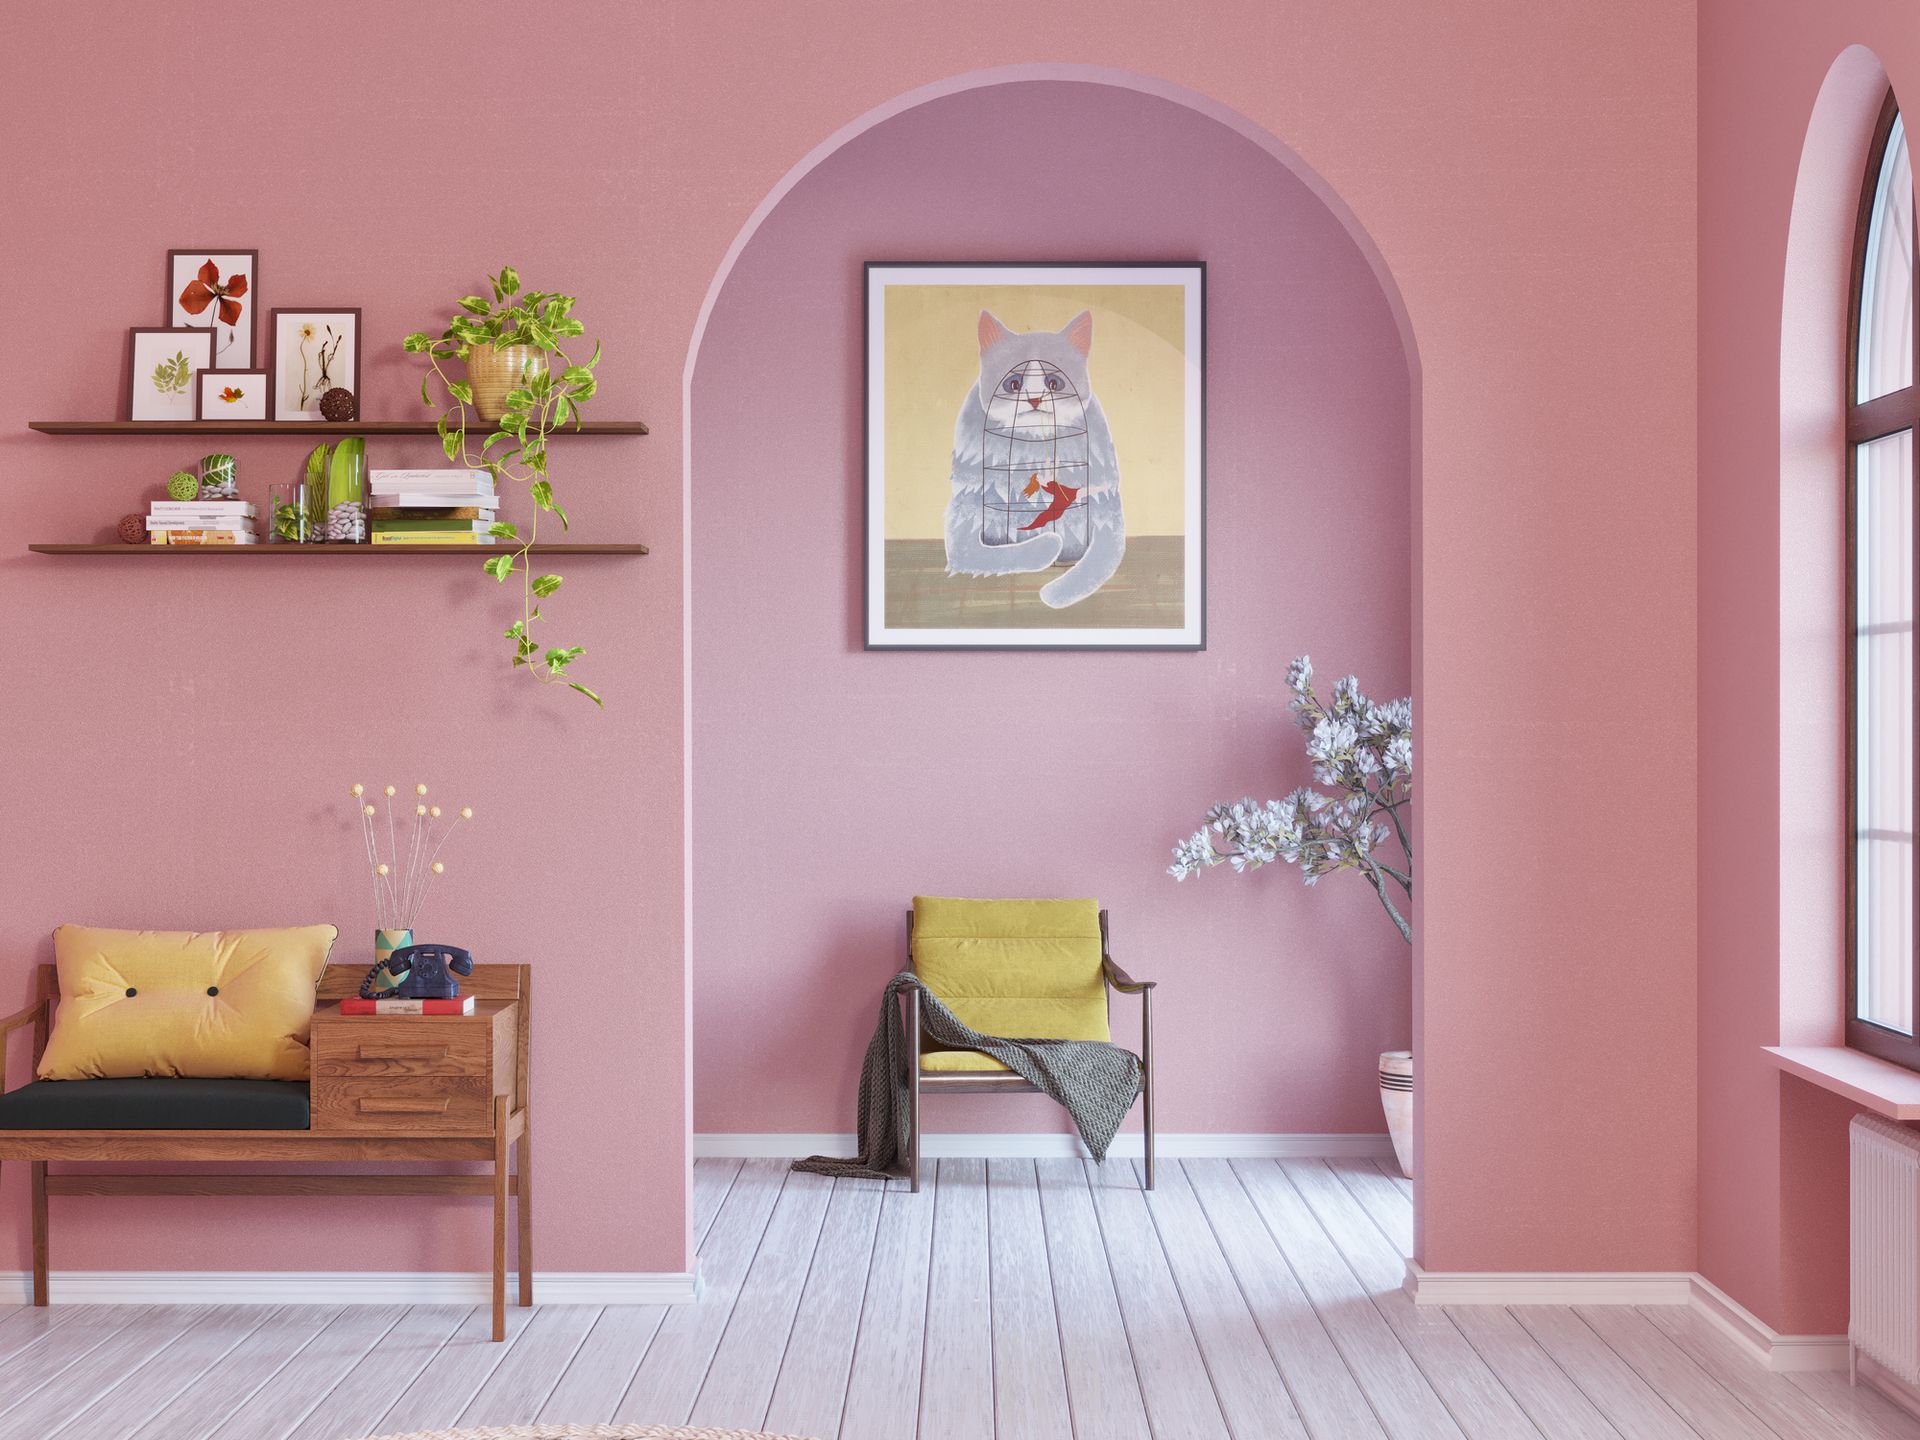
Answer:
[{"xmin": 0, "ymin": 1078, "xmax": 310, "ymax": 1130}]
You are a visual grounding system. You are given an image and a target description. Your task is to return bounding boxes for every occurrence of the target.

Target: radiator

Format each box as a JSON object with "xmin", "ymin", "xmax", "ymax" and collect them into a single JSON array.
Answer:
[{"xmin": 1852, "ymin": 1114, "xmax": 1920, "ymax": 1384}]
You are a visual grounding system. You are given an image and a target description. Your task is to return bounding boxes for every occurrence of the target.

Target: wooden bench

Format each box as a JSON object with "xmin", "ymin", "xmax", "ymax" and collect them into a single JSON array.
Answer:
[{"xmin": 0, "ymin": 962, "xmax": 532, "ymax": 1340}]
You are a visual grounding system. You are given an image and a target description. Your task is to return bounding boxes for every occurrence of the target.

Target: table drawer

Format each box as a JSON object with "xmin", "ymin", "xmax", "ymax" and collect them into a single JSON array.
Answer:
[
  {"xmin": 312, "ymin": 1076, "xmax": 496, "ymax": 1134},
  {"xmin": 313, "ymin": 1024, "xmax": 492, "ymax": 1077}
]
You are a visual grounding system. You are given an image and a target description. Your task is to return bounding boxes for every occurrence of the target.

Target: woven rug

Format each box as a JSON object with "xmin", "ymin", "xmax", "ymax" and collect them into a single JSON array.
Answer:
[{"xmin": 367, "ymin": 1428, "xmax": 811, "ymax": 1440}]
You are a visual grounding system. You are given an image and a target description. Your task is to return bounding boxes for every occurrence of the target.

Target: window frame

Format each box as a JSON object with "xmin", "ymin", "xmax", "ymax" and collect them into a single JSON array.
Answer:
[{"xmin": 1847, "ymin": 89, "xmax": 1920, "ymax": 1069}]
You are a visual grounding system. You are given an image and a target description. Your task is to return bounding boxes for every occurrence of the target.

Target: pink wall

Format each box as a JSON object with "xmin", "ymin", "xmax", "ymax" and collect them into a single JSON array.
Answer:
[
  {"xmin": 0, "ymin": 2, "xmax": 687, "ymax": 1278},
  {"xmin": 0, "ymin": 0, "xmax": 1698, "ymax": 1280},
  {"xmin": 690, "ymin": 80, "xmax": 1414, "ymax": 1140},
  {"xmin": 1698, "ymin": 4, "xmax": 1919, "ymax": 1333}
]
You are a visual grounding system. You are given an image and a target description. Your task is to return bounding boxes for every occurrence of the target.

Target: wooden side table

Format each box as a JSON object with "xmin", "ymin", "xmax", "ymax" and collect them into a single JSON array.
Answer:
[{"xmin": 309, "ymin": 987, "xmax": 530, "ymax": 1339}]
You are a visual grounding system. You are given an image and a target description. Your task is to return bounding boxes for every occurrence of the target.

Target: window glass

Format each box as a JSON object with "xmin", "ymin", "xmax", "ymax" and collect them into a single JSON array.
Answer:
[
  {"xmin": 1860, "ymin": 113, "xmax": 1914, "ymax": 403},
  {"xmin": 1856, "ymin": 427, "xmax": 1915, "ymax": 1034}
]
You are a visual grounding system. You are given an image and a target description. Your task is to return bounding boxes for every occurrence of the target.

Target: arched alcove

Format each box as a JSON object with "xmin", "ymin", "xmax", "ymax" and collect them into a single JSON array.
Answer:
[{"xmin": 683, "ymin": 69, "xmax": 1419, "ymax": 1230}]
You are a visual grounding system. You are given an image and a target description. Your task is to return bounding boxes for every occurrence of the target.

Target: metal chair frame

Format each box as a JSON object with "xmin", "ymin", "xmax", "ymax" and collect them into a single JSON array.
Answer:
[{"xmin": 904, "ymin": 907, "xmax": 1156, "ymax": 1192}]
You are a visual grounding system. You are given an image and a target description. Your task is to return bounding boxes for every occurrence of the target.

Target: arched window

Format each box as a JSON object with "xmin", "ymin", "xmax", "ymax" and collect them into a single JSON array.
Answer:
[{"xmin": 1851, "ymin": 93, "xmax": 1920, "ymax": 1066}]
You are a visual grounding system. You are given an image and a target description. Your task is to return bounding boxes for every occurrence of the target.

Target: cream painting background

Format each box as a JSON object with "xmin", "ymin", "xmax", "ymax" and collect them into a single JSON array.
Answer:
[{"xmin": 881, "ymin": 283, "xmax": 1190, "ymax": 539}]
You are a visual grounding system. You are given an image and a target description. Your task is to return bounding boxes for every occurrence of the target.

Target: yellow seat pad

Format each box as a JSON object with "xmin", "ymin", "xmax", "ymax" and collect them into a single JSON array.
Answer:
[
  {"xmin": 39, "ymin": 924, "xmax": 338, "ymax": 1082},
  {"xmin": 912, "ymin": 896, "xmax": 1108, "ymax": 1048},
  {"xmin": 920, "ymin": 1049, "xmax": 1013, "ymax": 1073}
]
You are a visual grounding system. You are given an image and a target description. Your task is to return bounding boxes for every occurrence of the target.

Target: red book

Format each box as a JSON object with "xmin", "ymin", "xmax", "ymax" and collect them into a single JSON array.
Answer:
[{"xmin": 338, "ymin": 996, "xmax": 475, "ymax": 1016}]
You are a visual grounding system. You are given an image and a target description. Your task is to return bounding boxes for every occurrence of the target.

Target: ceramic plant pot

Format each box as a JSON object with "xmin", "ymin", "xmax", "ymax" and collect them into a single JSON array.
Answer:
[
  {"xmin": 1379, "ymin": 1049, "xmax": 1414, "ymax": 1179},
  {"xmin": 465, "ymin": 342, "xmax": 546, "ymax": 423}
]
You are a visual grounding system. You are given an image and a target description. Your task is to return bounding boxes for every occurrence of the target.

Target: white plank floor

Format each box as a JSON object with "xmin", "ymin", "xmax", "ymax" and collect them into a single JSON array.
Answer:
[{"xmin": 4, "ymin": 1156, "xmax": 1920, "ymax": 1439}]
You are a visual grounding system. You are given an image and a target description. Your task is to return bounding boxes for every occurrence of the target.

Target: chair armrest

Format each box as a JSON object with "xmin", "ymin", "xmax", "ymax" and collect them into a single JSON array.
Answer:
[
  {"xmin": 0, "ymin": 998, "xmax": 47, "ymax": 1098},
  {"xmin": 1103, "ymin": 958, "xmax": 1156, "ymax": 993}
]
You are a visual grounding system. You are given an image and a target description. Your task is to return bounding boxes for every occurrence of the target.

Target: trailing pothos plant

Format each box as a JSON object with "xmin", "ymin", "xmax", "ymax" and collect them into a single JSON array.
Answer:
[{"xmin": 404, "ymin": 267, "xmax": 603, "ymax": 705}]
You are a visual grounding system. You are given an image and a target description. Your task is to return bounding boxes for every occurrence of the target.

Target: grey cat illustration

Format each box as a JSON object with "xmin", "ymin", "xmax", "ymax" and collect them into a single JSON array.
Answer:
[{"xmin": 944, "ymin": 309, "xmax": 1124, "ymax": 608}]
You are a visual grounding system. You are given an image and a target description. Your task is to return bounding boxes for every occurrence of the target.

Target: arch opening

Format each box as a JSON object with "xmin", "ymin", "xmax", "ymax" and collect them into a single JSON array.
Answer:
[{"xmin": 681, "ymin": 65, "xmax": 1423, "ymax": 1257}]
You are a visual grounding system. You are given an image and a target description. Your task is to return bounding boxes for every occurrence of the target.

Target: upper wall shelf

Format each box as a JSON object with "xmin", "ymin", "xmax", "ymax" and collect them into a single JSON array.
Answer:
[{"xmin": 28, "ymin": 419, "xmax": 650, "ymax": 436}]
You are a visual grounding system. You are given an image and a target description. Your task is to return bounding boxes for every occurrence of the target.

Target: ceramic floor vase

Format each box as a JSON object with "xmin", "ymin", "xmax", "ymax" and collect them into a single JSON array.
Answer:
[{"xmin": 1379, "ymin": 1048, "xmax": 1413, "ymax": 1178}]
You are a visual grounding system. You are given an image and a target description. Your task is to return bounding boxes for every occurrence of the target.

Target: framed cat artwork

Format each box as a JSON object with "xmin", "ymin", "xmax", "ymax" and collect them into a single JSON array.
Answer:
[{"xmin": 864, "ymin": 261, "xmax": 1205, "ymax": 650}]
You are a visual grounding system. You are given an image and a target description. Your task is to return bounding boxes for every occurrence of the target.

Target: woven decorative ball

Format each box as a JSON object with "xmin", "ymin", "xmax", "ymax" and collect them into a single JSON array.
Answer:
[
  {"xmin": 165, "ymin": 471, "xmax": 199, "ymax": 502},
  {"xmin": 319, "ymin": 386, "xmax": 358, "ymax": 422},
  {"xmin": 117, "ymin": 513, "xmax": 147, "ymax": 545}
]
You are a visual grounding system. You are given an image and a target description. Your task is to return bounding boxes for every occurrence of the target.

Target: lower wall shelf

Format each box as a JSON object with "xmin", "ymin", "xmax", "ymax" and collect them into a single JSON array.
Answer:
[{"xmin": 29, "ymin": 542, "xmax": 649, "ymax": 556}]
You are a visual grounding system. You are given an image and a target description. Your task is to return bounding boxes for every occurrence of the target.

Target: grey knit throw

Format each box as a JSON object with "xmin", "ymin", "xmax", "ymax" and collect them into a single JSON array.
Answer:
[{"xmin": 792, "ymin": 972, "xmax": 1142, "ymax": 1181}]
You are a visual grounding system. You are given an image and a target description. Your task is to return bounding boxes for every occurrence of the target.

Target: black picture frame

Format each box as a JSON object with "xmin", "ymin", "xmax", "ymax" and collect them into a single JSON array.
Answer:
[{"xmin": 862, "ymin": 260, "xmax": 1207, "ymax": 652}]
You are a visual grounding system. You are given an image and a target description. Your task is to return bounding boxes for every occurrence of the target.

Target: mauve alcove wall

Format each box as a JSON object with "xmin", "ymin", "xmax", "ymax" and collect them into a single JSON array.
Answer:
[{"xmin": 690, "ymin": 81, "xmax": 1414, "ymax": 1140}]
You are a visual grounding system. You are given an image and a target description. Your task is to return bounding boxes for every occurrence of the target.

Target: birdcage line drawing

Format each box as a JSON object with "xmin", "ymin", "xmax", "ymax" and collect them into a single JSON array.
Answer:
[{"xmin": 980, "ymin": 359, "xmax": 1094, "ymax": 562}]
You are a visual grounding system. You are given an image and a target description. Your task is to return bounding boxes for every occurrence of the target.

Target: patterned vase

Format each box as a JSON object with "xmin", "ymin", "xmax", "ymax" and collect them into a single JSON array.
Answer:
[
  {"xmin": 198, "ymin": 453, "xmax": 238, "ymax": 501},
  {"xmin": 374, "ymin": 927, "xmax": 414, "ymax": 977},
  {"xmin": 1379, "ymin": 1049, "xmax": 1414, "ymax": 1179}
]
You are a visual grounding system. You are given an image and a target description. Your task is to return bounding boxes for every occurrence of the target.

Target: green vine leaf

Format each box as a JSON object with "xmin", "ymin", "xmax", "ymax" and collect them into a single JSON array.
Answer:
[
  {"xmin": 483, "ymin": 554, "xmax": 514, "ymax": 581},
  {"xmin": 531, "ymin": 574, "xmax": 562, "ymax": 599}
]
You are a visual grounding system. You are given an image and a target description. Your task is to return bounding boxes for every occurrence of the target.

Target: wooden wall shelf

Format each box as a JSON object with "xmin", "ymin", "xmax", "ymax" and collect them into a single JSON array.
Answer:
[
  {"xmin": 30, "ymin": 543, "xmax": 648, "ymax": 556},
  {"xmin": 28, "ymin": 419, "xmax": 649, "ymax": 436}
]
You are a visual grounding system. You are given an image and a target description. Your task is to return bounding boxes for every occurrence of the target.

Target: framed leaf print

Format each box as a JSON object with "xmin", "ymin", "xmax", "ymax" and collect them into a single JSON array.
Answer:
[
  {"xmin": 864, "ymin": 262, "xmax": 1206, "ymax": 650},
  {"xmin": 269, "ymin": 308, "xmax": 360, "ymax": 421},
  {"xmin": 127, "ymin": 327, "xmax": 215, "ymax": 422},
  {"xmin": 167, "ymin": 250, "xmax": 257, "ymax": 369},
  {"xmin": 197, "ymin": 368, "xmax": 267, "ymax": 421}
]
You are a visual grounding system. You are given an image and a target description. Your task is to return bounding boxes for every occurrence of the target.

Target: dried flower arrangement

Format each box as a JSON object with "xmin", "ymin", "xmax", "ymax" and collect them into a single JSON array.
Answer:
[
  {"xmin": 1169, "ymin": 655, "xmax": 1414, "ymax": 942},
  {"xmin": 352, "ymin": 782, "xmax": 473, "ymax": 934}
]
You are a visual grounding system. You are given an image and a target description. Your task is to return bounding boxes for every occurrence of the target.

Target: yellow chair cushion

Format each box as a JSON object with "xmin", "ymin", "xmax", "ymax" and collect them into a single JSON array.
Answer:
[
  {"xmin": 38, "ymin": 924, "xmax": 338, "ymax": 1082},
  {"xmin": 911, "ymin": 897, "xmax": 1108, "ymax": 1049},
  {"xmin": 920, "ymin": 1049, "xmax": 1014, "ymax": 1073}
]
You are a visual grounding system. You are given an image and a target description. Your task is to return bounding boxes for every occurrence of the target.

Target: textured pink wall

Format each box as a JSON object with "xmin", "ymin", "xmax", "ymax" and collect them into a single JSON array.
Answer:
[
  {"xmin": 1698, "ymin": 5, "xmax": 1916, "ymax": 1333},
  {"xmin": 0, "ymin": 0, "xmax": 1698, "ymax": 1280},
  {"xmin": 0, "ymin": 2, "xmax": 686, "ymax": 1278},
  {"xmin": 690, "ymin": 80, "xmax": 1414, "ymax": 1140}
]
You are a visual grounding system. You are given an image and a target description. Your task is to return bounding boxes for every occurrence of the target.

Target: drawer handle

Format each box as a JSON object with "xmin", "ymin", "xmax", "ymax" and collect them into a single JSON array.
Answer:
[
  {"xmin": 357, "ymin": 1097, "xmax": 451, "ymax": 1114},
  {"xmin": 356, "ymin": 1044, "xmax": 451, "ymax": 1062}
]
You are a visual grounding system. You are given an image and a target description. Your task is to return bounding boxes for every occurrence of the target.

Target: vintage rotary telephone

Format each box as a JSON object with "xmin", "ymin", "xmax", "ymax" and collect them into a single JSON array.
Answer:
[{"xmin": 358, "ymin": 943, "xmax": 474, "ymax": 1000}]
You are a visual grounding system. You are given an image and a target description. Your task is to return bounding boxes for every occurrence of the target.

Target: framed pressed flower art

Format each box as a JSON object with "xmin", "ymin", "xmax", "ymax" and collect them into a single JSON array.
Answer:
[
  {"xmin": 127, "ymin": 327, "xmax": 215, "ymax": 422},
  {"xmin": 196, "ymin": 368, "xmax": 267, "ymax": 421},
  {"xmin": 269, "ymin": 308, "xmax": 359, "ymax": 421},
  {"xmin": 167, "ymin": 250, "xmax": 257, "ymax": 369}
]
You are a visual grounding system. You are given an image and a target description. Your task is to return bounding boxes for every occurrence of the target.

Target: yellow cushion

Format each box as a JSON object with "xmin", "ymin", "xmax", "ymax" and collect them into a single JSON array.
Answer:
[
  {"xmin": 38, "ymin": 925, "xmax": 338, "ymax": 1082},
  {"xmin": 921, "ymin": 1049, "xmax": 1013, "ymax": 1073},
  {"xmin": 911, "ymin": 896, "xmax": 1107, "ymax": 1045}
]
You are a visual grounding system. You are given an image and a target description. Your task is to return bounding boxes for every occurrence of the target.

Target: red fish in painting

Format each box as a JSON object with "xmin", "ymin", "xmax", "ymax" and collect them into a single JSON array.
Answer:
[{"xmin": 1020, "ymin": 474, "xmax": 1081, "ymax": 531}]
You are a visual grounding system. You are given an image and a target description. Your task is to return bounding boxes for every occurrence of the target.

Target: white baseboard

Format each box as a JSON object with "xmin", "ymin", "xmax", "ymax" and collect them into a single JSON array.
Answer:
[
  {"xmin": 1688, "ymin": 1273, "xmax": 1849, "ymax": 1372},
  {"xmin": 695, "ymin": 1132, "xmax": 1396, "ymax": 1160},
  {"xmin": 0, "ymin": 1268, "xmax": 698, "ymax": 1306},
  {"xmin": 1860, "ymin": 1356, "xmax": 1920, "ymax": 1421},
  {"xmin": 1403, "ymin": 1261, "xmax": 1693, "ymax": 1306},
  {"xmin": 1403, "ymin": 1263, "xmax": 1849, "ymax": 1372}
]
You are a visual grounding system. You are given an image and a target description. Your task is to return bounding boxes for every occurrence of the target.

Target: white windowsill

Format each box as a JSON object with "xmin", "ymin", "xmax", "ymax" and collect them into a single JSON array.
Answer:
[{"xmin": 1764, "ymin": 1045, "xmax": 1920, "ymax": 1120}]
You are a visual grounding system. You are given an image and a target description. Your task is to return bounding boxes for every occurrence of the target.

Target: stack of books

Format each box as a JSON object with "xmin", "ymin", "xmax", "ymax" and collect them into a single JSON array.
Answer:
[
  {"xmin": 147, "ymin": 498, "xmax": 258, "ymax": 545},
  {"xmin": 370, "ymin": 469, "xmax": 499, "ymax": 546}
]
